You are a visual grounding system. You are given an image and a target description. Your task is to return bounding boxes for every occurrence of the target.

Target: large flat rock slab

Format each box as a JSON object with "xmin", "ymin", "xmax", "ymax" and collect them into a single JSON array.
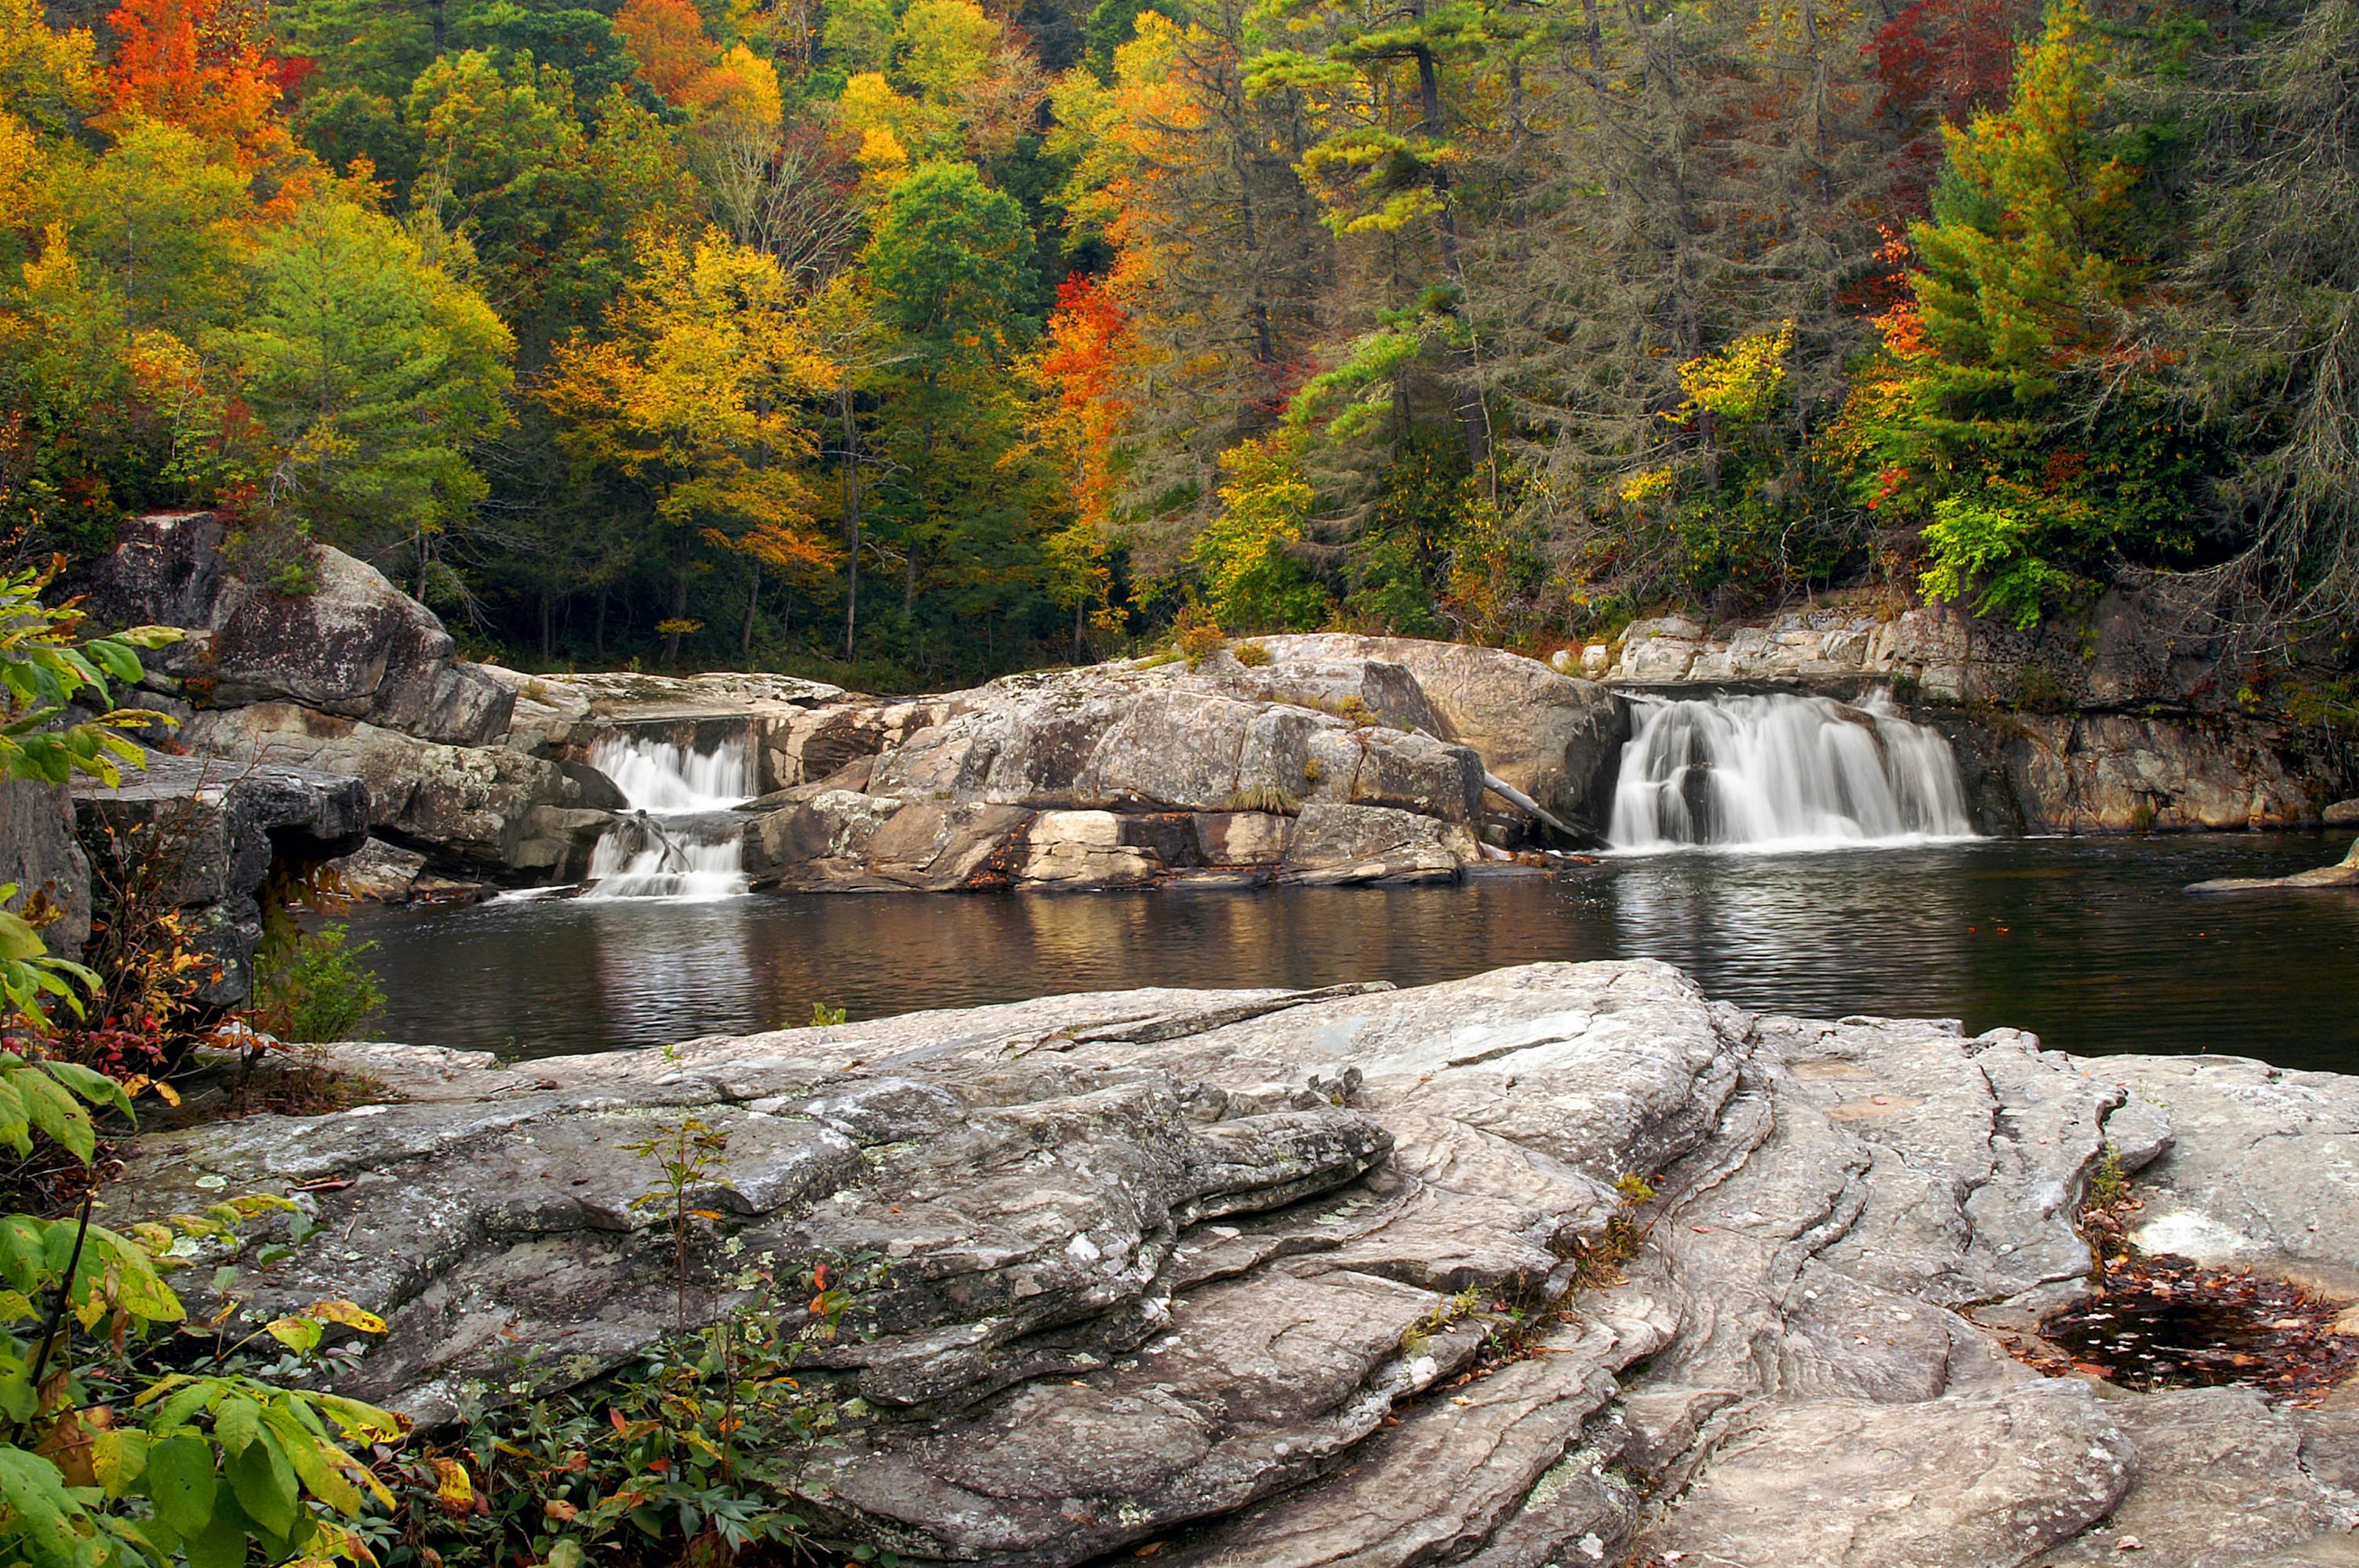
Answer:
[{"xmin": 115, "ymin": 962, "xmax": 2359, "ymax": 1565}]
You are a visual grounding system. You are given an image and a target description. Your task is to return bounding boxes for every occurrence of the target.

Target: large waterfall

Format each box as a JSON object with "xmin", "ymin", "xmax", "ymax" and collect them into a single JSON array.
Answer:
[
  {"xmin": 580, "ymin": 733, "xmax": 753, "ymax": 899},
  {"xmin": 1608, "ymin": 691, "xmax": 1974, "ymax": 851}
]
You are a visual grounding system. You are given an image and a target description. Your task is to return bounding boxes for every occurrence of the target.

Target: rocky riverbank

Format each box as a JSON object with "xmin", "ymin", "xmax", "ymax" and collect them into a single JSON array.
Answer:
[
  {"xmin": 41, "ymin": 512, "xmax": 2353, "ymax": 927},
  {"xmin": 122, "ymin": 960, "xmax": 2359, "ymax": 1566},
  {"xmin": 1586, "ymin": 598, "xmax": 2344, "ymax": 833}
]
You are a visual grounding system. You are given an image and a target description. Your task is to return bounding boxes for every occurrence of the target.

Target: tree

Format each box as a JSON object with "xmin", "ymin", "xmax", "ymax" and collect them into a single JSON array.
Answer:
[
  {"xmin": 1845, "ymin": 3, "xmax": 2198, "ymax": 627},
  {"xmin": 541, "ymin": 227, "xmax": 834, "ymax": 664},
  {"xmin": 1030, "ymin": 273, "xmax": 1140, "ymax": 656},
  {"xmin": 616, "ymin": 0, "xmax": 719, "ymax": 103},
  {"xmin": 863, "ymin": 160, "xmax": 1037, "ymax": 626},
  {"xmin": 1190, "ymin": 435, "xmax": 1329, "ymax": 629},
  {"xmin": 229, "ymin": 197, "xmax": 515, "ymax": 594},
  {"xmin": 103, "ymin": 0, "xmax": 305, "ymax": 181}
]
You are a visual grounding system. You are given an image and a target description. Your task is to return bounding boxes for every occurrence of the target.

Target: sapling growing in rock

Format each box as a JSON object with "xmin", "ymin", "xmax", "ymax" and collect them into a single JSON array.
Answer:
[{"xmin": 622, "ymin": 1118, "xmax": 731, "ymax": 1332}]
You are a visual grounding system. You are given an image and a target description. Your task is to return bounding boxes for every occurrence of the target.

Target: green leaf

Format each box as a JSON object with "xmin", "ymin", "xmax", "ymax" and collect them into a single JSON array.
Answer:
[
  {"xmin": 90, "ymin": 1427, "xmax": 147, "ymax": 1497},
  {"xmin": 0, "ymin": 1447, "xmax": 82, "ymax": 1568},
  {"xmin": 227, "ymin": 1426, "xmax": 299, "ymax": 1539},
  {"xmin": 38, "ymin": 1061, "xmax": 133, "ymax": 1123},
  {"xmin": 143, "ymin": 1433, "xmax": 217, "ymax": 1538},
  {"xmin": 184, "ymin": 1510, "xmax": 248, "ymax": 1568},
  {"xmin": 0, "ymin": 911, "xmax": 43, "ymax": 964},
  {"xmin": 263, "ymin": 1316, "xmax": 321, "ymax": 1354},
  {"xmin": 213, "ymin": 1397, "xmax": 260, "ymax": 1457},
  {"xmin": 14, "ymin": 1069, "xmax": 93, "ymax": 1164},
  {"xmin": 260, "ymin": 1404, "xmax": 359, "ymax": 1515}
]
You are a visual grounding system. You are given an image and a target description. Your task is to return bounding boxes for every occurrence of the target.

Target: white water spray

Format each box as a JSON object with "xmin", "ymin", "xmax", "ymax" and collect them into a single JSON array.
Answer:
[
  {"xmin": 580, "ymin": 733, "xmax": 753, "ymax": 900},
  {"xmin": 1608, "ymin": 690, "xmax": 1974, "ymax": 851}
]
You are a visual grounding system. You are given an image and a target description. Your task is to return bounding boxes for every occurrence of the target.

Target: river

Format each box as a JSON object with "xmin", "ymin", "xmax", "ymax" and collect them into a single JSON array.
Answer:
[{"xmin": 345, "ymin": 831, "xmax": 2359, "ymax": 1069}]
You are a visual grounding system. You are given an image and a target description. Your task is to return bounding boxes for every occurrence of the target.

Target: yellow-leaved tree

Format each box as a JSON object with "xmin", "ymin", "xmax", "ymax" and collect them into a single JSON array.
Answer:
[{"xmin": 541, "ymin": 228, "xmax": 836, "ymax": 663}]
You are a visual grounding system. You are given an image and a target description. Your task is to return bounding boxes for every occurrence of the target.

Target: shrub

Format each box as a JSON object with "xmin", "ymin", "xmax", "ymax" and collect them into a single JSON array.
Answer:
[
  {"xmin": 1233, "ymin": 641, "xmax": 1273, "ymax": 668},
  {"xmin": 1173, "ymin": 607, "xmax": 1226, "ymax": 669},
  {"xmin": 248, "ymin": 923, "xmax": 385, "ymax": 1044}
]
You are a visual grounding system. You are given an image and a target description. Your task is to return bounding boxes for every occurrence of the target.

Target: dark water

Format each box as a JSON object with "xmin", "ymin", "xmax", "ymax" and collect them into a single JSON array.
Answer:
[{"xmin": 344, "ymin": 832, "xmax": 2359, "ymax": 1070}]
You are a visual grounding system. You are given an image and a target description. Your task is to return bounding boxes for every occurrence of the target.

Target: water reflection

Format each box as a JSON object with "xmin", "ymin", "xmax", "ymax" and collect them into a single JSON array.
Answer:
[{"xmin": 350, "ymin": 832, "xmax": 2359, "ymax": 1070}]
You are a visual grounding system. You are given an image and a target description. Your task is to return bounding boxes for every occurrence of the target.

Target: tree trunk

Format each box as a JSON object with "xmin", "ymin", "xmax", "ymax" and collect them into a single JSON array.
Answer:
[
  {"xmin": 740, "ymin": 557, "xmax": 761, "ymax": 657},
  {"xmin": 540, "ymin": 591, "xmax": 552, "ymax": 661},
  {"xmin": 666, "ymin": 526, "xmax": 692, "ymax": 666},
  {"xmin": 1412, "ymin": 33, "xmax": 1493, "ymax": 476},
  {"xmin": 841, "ymin": 378, "xmax": 861, "ymax": 661},
  {"xmin": 595, "ymin": 588, "xmax": 607, "ymax": 658}
]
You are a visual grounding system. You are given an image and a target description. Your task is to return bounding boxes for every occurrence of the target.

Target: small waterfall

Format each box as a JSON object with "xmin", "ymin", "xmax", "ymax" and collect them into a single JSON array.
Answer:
[
  {"xmin": 1609, "ymin": 690, "xmax": 1975, "ymax": 851},
  {"xmin": 581, "ymin": 733, "xmax": 753, "ymax": 900},
  {"xmin": 589, "ymin": 734, "xmax": 753, "ymax": 812}
]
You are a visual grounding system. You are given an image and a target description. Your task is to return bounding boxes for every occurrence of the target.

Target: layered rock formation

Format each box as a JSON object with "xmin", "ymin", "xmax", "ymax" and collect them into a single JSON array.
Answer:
[
  {"xmin": 122, "ymin": 962, "xmax": 2359, "ymax": 1565},
  {"xmin": 1592, "ymin": 597, "xmax": 2339, "ymax": 832},
  {"xmin": 69, "ymin": 754, "xmax": 369, "ymax": 1004}
]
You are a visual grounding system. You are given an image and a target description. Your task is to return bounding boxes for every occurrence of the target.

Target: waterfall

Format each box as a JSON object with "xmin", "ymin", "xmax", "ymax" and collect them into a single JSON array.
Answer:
[
  {"xmin": 1609, "ymin": 690, "xmax": 1975, "ymax": 851},
  {"xmin": 589, "ymin": 734, "xmax": 752, "ymax": 813},
  {"xmin": 580, "ymin": 733, "xmax": 753, "ymax": 899}
]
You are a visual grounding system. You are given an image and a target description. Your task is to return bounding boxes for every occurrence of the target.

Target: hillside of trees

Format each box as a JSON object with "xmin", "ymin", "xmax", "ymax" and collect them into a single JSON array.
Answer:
[{"xmin": 1, "ymin": 0, "xmax": 2352, "ymax": 688}]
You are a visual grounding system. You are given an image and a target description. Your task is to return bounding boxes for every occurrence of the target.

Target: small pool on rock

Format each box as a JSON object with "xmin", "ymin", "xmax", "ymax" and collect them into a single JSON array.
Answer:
[{"xmin": 2038, "ymin": 1256, "xmax": 2359, "ymax": 1399}]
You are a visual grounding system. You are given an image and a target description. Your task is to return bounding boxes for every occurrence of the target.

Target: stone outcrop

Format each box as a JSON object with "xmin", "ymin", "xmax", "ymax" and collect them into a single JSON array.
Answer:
[
  {"xmin": 82, "ymin": 513, "xmax": 516, "ymax": 748},
  {"xmin": 1246, "ymin": 634, "xmax": 1629, "ymax": 840},
  {"xmin": 181, "ymin": 704, "xmax": 609, "ymax": 880},
  {"xmin": 119, "ymin": 961, "xmax": 2359, "ymax": 1564},
  {"xmin": 71, "ymin": 514, "xmax": 614, "ymax": 883},
  {"xmin": 69, "ymin": 753, "xmax": 369, "ymax": 1005},
  {"xmin": 1598, "ymin": 596, "xmax": 2342, "ymax": 833},
  {"xmin": 1, "ymin": 778, "xmax": 90, "ymax": 959}
]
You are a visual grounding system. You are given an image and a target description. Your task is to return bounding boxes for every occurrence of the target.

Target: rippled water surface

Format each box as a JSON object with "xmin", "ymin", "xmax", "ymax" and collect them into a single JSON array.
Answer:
[{"xmin": 346, "ymin": 832, "xmax": 2359, "ymax": 1069}]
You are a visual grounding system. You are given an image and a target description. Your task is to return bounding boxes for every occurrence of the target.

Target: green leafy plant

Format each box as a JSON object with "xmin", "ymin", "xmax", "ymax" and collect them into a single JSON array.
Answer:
[
  {"xmin": 797, "ymin": 1002, "xmax": 847, "ymax": 1028},
  {"xmin": 0, "ymin": 559, "xmax": 182, "ymax": 790},
  {"xmin": 1232, "ymin": 641, "xmax": 1272, "ymax": 668},
  {"xmin": 373, "ymin": 1257, "xmax": 898, "ymax": 1568},
  {"xmin": 0, "ymin": 1063, "xmax": 405, "ymax": 1568},
  {"xmin": 248, "ymin": 925, "xmax": 385, "ymax": 1045}
]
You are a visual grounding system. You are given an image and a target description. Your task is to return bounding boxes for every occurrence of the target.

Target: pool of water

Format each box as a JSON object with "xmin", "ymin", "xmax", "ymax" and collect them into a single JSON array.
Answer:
[{"xmin": 342, "ymin": 832, "xmax": 2359, "ymax": 1069}]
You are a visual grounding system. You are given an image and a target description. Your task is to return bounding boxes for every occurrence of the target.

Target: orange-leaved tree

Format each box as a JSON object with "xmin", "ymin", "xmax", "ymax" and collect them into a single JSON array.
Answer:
[
  {"xmin": 1028, "ymin": 274, "xmax": 1142, "ymax": 658},
  {"xmin": 103, "ymin": 0, "xmax": 305, "ymax": 185}
]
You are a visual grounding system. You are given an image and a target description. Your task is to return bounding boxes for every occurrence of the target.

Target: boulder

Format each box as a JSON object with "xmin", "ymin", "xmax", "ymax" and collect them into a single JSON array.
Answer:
[
  {"xmin": 1280, "ymin": 802, "xmax": 1481, "ymax": 884},
  {"xmin": 0, "ymin": 778, "xmax": 90, "ymax": 959},
  {"xmin": 745, "ymin": 790, "xmax": 909, "ymax": 887},
  {"xmin": 81, "ymin": 515, "xmax": 518, "ymax": 747},
  {"xmin": 69, "ymin": 752, "xmax": 369, "ymax": 1005},
  {"xmin": 205, "ymin": 547, "xmax": 514, "ymax": 746},
  {"xmin": 2326, "ymin": 799, "xmax": 2359, "ymax": 827},
  {"xmin": 111, "ymin": 961, "xmax": 2359, "ymax": 1564},
  {"xmin": 867, "ymin": 670, "xmax": 1485, "ymax": 826},
  {"xmin": 1246, "ymin": 635, "xmax": 1629, "ymax": 841},
  {"xmin": 77, "ymin": 512, "xmax": 227, "ymax": 631},
  {"xmin": 329, "ymin": 837, "xmax": 429, "ymax": 902}
]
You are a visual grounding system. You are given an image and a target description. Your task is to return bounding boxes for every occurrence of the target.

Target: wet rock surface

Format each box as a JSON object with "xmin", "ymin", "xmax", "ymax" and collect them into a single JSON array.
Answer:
[{"xmin": 117, "ymin": 961, "xmax": 2359, "ymax": 1564}]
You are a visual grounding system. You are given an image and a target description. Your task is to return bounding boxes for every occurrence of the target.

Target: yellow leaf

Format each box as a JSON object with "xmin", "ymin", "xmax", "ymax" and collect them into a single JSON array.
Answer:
[
  {"xmin": 428, "ymin": 1455, "xmax": 473, "ymax": 1511},
  {"xmin": 267, "ymin": 1315, "xmax": 324, "ymax": 1353},
  {"xmin": 305, "ymin": 1300, "xmax": 388, "ymax": 1335}
]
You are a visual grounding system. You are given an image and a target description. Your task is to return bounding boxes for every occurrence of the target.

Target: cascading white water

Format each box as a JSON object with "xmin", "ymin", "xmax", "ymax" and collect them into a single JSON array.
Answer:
[
  {"xmin": 589, "ymin": 735, "xmax": 752, "ymax": 812},
  {"xmin": 1608, "ymin": 690, "xmax": 1974, "ymax": 851},
  {"xmin": 580, "ymin": 733, "xmax": 753, "ymax": 900}
]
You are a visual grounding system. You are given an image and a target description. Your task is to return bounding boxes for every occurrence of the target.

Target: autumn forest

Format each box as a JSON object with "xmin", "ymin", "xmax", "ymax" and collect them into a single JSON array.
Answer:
[{"xmin": 1, "ymin": 0, "xmax": 2353, "ymax": 685}]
